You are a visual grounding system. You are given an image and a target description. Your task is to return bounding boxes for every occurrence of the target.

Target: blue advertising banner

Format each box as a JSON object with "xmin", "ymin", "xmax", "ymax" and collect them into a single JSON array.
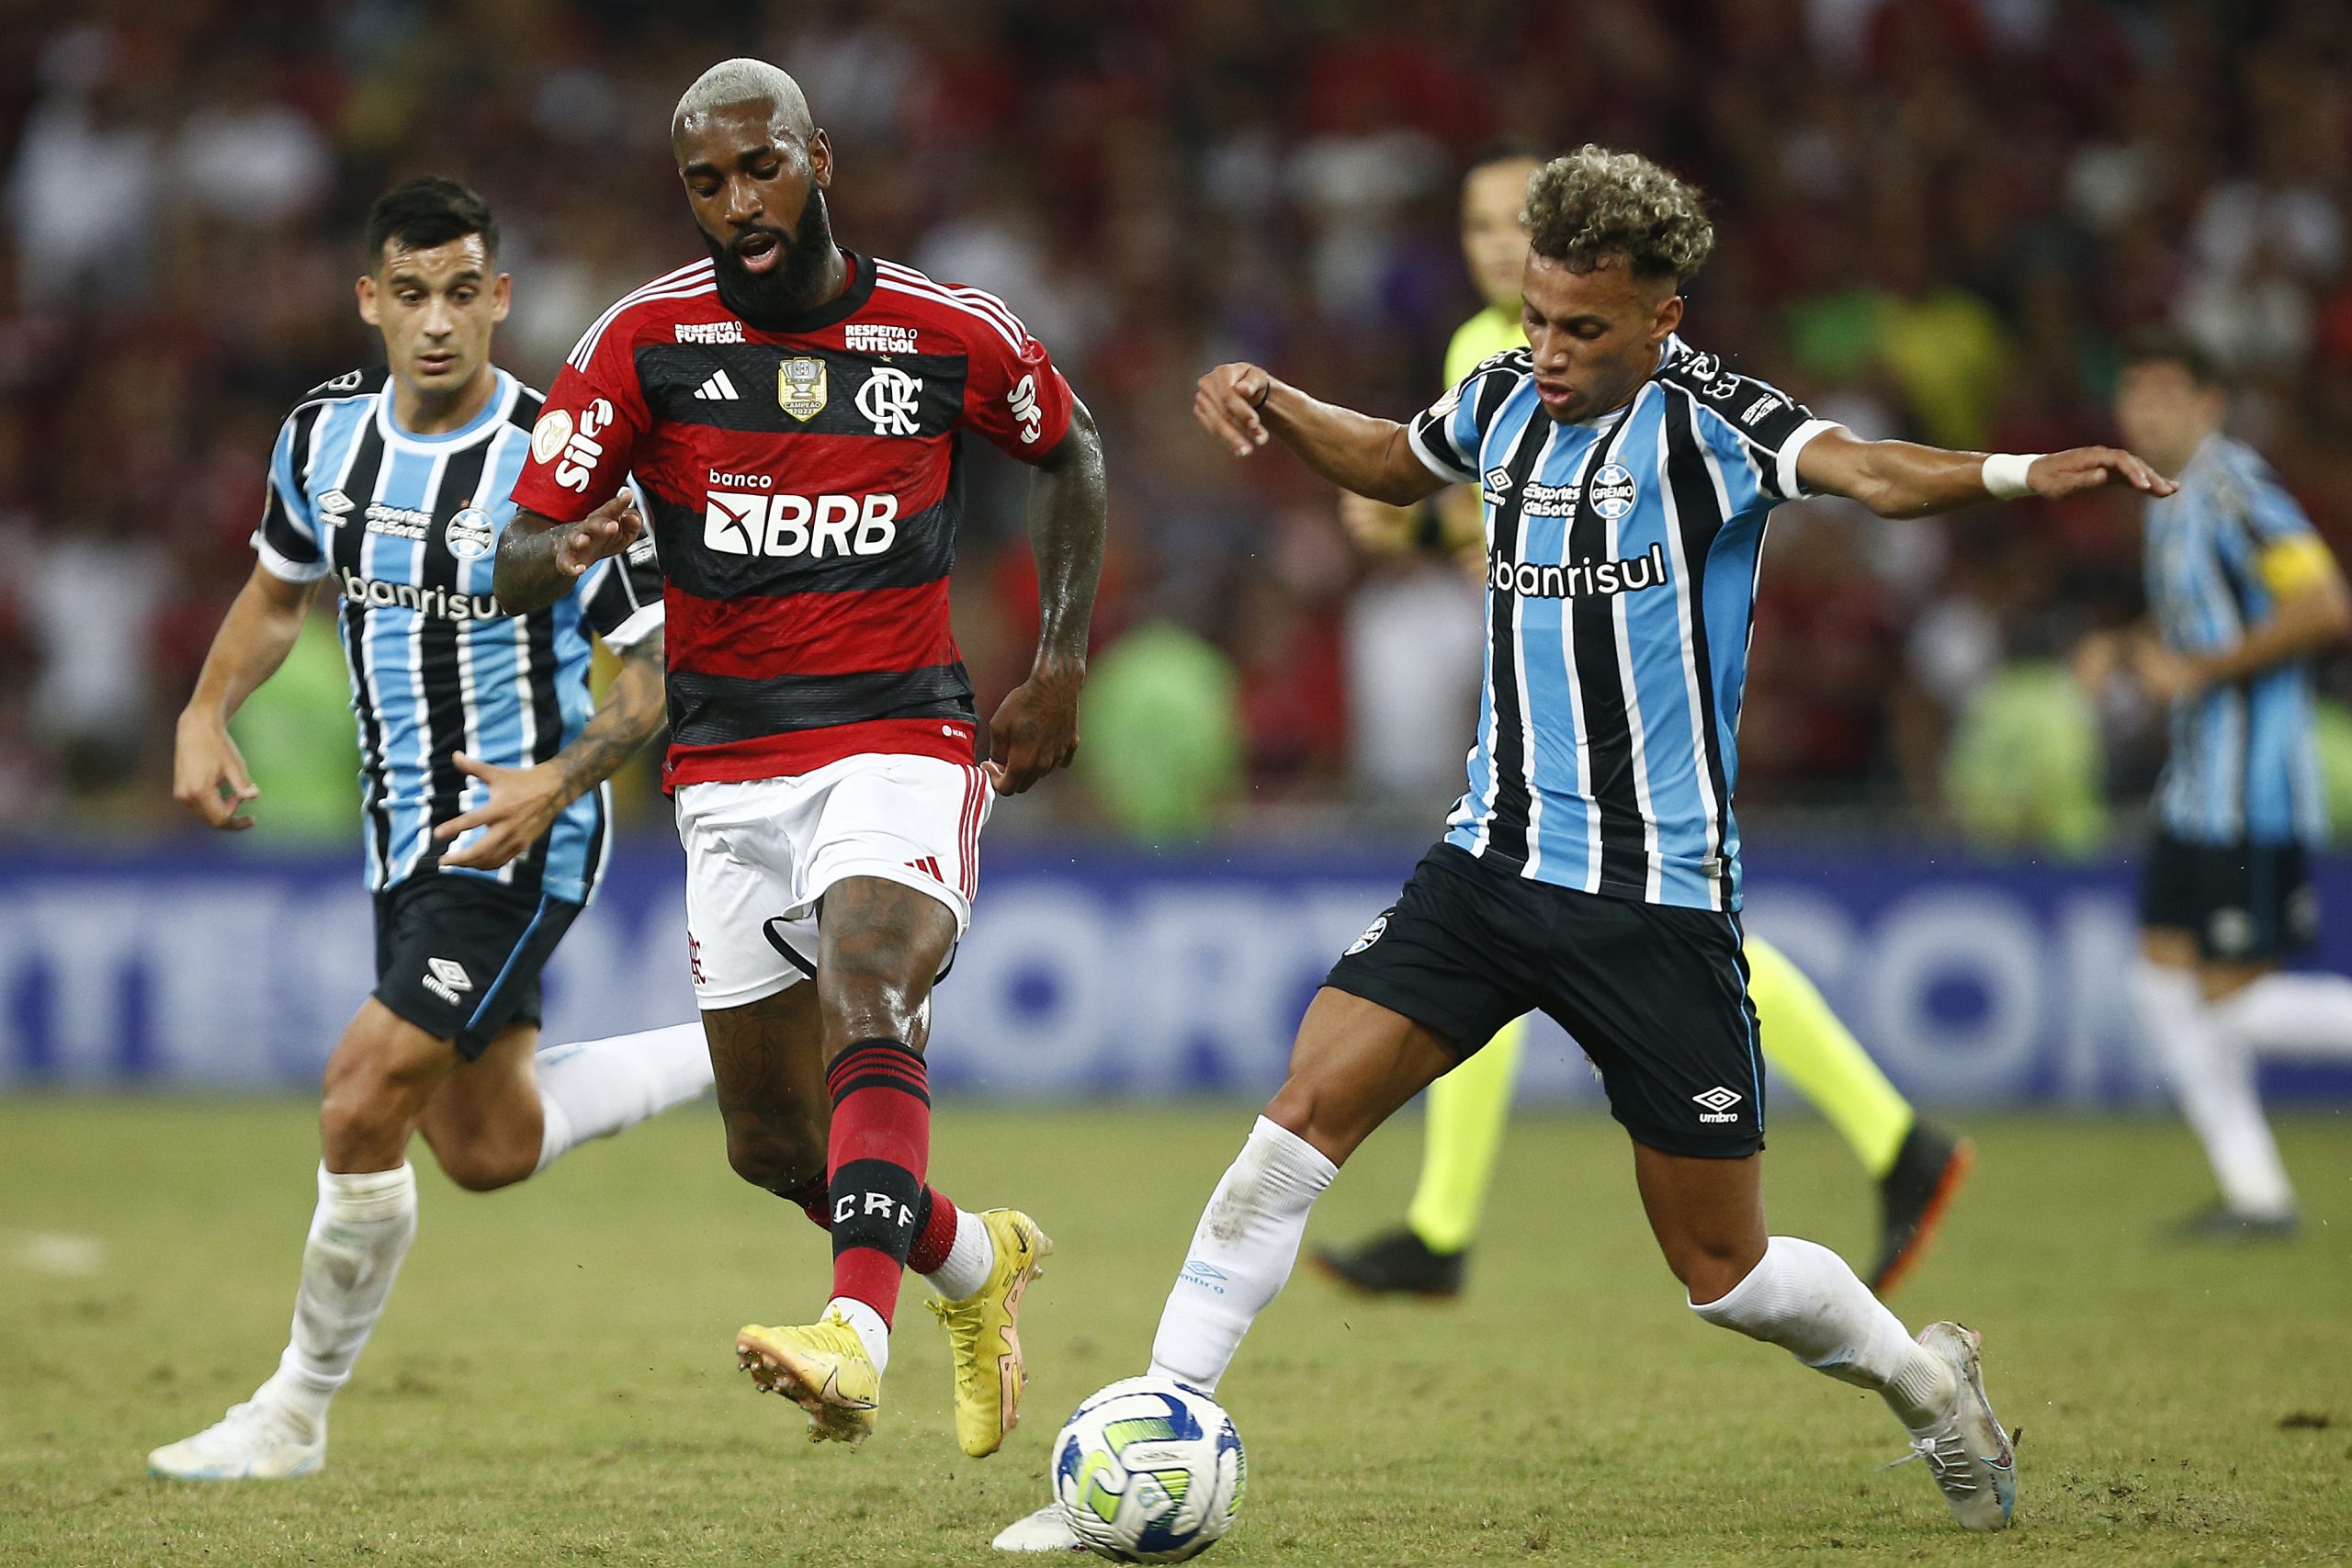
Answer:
[{"xmin": 3, "ymin": 839, "xmax": 2349, "ymax": 1103}]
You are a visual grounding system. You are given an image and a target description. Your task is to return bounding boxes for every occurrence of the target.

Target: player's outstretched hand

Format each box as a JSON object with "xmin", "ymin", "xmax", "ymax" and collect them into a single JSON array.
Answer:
[
  {"xmin": 2028, "ymin": 447, "xmax": 2177, "ymax": 501},
  {"xmin": 553, "ymin": 492, "xmax": 644, "ymax": 578},
  {"xmin": 434, "ymin": 751, "xmax": 566, "ymax": 869},
  {"xmin": 1194, "ymin": 363, "xmax": 1274, "ymax": 458},
  {"xmin": 986, "ymin": 656, "xmax": 1083, "ymax": 795},
  {"xmin": 173, "ymin": 715, "xmax": 260, "ymax": 830}
]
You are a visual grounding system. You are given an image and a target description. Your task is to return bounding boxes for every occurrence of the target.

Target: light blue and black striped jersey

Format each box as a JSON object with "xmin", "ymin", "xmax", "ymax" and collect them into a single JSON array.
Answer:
[
  {"xmin": 1407, "ymin": 336, "xmax": 1838, "ymax": 912},
  {"xmin": 2143, "ymin": 433, "xmax": 2326, "ymax": 847},
  {"xmin": 252, "ymin": 367, "xmax": 664, "ymax": 902}
]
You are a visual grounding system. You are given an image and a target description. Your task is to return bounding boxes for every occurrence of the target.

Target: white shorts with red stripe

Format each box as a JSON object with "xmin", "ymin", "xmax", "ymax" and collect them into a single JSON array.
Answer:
[{"xmin": 674, "ymin": 753, "xmax": 993, "ymax": 1010}]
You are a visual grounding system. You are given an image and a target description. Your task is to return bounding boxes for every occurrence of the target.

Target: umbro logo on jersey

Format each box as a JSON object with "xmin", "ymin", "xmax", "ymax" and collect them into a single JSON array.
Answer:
[
  {"xmin": 1483, "ymin": 467, "xmax": 1513, "ymax": 494},
  {"xmin": 1692, "ymin": 1086, "xmax": 1743, "ymax": 1123},
  {"xmin": 694, "ymin": 369, "xmax": 740, "ymax": 400},
  {"xmin": 316, "ymin": 489, "xmax": 356, "ymax": 526},
  {"xmin": 423, "ymin": 956, "xmax": 473, "ymax": 1007}
]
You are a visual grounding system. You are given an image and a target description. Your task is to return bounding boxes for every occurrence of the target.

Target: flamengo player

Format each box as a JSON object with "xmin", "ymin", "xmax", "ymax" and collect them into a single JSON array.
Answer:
[
  {"xmin": 496, "ymin": 61, "xmax": 1105, "ymax": 1454},
  {"xmin": 997, "ymin": 148, "xmax": 2177, "ymax": 1548}
]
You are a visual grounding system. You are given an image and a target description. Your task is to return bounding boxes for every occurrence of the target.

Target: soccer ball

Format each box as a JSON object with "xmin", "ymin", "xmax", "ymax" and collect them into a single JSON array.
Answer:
[{"xmin": 1051, "ymin": 1376, "xmax": 1245, "ymax": 1562}]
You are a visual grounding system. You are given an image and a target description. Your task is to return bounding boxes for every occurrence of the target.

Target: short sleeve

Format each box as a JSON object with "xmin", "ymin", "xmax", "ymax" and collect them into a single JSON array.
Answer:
[
  {"xmin": 2225, "ymin": 448, "xmax": 2318, "ymax": 547},
  {"xmin": 1408, "ymin": 350, "xmax": 1527, "ymax": 484},
  {"xmin": 1659, "ymin": 350, "xmax": 1838, "ymax": 502},
  {"xmin": 578, "ymin": 479, "xmax": 665, "ymax": 650},
  {"xmin": 951, "ymin": 287, "xmax": 1075, "ymax": 461},
  {"xmin": 251, "ymin": 409, "xmax": 330, "ymax": 583},
  {"xmin": 509, "ymin": 315, "xmax": 654, "ymax": 524}
]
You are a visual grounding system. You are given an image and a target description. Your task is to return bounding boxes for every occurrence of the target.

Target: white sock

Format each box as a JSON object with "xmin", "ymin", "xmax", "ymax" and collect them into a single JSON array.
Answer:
[
  {"xmin": 824, "ymin": 1295, "xmax": 892, "ymax": 1374},
  {"xmin": 534, "ymin": 1023, "xmax": 714, "ymax": 1173},
  {"xmin": 1146, "ymin": 1116, "xmax": 1337, "ymax": 1393},
  {"xmin": 1690, "ymin": 1235, "xmax": 1955, "ymax": 1428},
  {"xmin": 922, "ymin": 1206, "xmax": 995, "ymax": 1301},
  {"xmin": 2132, "ymin": 961, "xmax": 2296, "ymax": 1218},
  {"xmin": 258, "ymin": 1163, "xmax": 419, "ymax": 1435},
  {"xmin": 2213, "ymin": 971, "xmax": 2352, "ymax": 1059}
]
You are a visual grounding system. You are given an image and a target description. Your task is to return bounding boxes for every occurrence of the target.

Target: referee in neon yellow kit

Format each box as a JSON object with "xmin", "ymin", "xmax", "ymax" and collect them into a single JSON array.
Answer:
[{"xmin": 1315, "ymin": 142, "xmax": 1971, "ymax": 1298}]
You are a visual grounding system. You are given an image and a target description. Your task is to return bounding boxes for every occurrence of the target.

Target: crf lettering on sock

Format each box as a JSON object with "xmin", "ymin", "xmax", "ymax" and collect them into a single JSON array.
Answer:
[{"xmin": 824, "ymin": 1037, "xmax": 933, "ymax": 1334}]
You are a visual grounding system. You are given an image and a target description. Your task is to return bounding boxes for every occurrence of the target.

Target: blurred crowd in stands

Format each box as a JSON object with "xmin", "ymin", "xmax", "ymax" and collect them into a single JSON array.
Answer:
[{"xmin": 4, "ymin": 0, "xmax": 2350, "ymax": 849}]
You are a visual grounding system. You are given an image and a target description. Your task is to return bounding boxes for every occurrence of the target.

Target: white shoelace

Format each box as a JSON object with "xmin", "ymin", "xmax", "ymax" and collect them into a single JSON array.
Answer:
[{"xmin": 1878, "ymin": 1427, "xmax": 1977, "ymax": 1494}]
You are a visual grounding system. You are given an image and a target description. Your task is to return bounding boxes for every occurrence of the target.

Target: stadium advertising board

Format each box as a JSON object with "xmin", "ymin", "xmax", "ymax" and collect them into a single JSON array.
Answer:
[{"xmin": 1, "ymin": 843, "xmax": 2347, "ymax": 1102}]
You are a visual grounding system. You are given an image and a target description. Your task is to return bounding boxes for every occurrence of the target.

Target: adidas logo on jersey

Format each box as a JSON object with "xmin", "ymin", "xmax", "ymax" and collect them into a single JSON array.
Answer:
[{"xmin": 695, "ymin": 369, "xmax": 740, "ymax": 400}]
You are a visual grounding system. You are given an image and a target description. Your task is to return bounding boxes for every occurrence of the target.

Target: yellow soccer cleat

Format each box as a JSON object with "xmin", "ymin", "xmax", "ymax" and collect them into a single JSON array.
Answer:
[
  {"xmin": 927, "ymin": 1209, "xmax": 1053, "ymax": 1458},
  {"xmin": 735, "ymin": 1309, "xmax": 881, "ymax": 1448}
]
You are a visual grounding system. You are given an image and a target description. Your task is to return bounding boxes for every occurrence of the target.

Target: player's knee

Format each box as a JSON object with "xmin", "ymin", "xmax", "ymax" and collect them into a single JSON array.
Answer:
[
  {"xmin": 1261, "ymin": 1079, "xmax": 1359, "ymax": 1168},
  {"xmin": 1669, "ymin": 1234, "xmax": 1766, "ymax": 1306},
  {"xmin": 318, "ymin": 1058, "xmax": 428, "ymax": 1156},
  {"xmin": 428, "ymin": 1133, "xmax": 536, "ymax": 1193},
  {"xmin": 724, "ymin": 1114, "xmax": 824, "ymax": 1194}
]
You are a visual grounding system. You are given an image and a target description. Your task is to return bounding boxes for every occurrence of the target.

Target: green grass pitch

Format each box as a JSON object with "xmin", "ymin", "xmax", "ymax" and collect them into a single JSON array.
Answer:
[{"xmin": 3, "ymin": 1099, "xmax": 2346, "ymax": 1565}]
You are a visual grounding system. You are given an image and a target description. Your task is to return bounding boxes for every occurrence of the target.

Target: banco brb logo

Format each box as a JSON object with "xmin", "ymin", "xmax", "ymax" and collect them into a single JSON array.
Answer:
[{"xmin": 705, "ymin": 491, "xmax": 899, "ymax": 558}]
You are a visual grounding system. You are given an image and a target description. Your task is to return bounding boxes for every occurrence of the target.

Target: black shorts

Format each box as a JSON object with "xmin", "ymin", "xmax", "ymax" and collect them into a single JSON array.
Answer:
[
  {"xmin": 2139, "ymin": 831, "xmax": 2318, "ymax": 963},
  {"xmin": 373, "ymin": 873, "xmax": 582, "ymax": 1060},
  {"xmin": 1325, "ymin": 842, "xmax": 1762, "ymax": 1158}
]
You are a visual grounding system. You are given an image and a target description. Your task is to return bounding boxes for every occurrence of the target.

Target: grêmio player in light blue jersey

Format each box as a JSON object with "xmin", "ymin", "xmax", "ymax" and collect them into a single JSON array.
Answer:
[
  {"xmin": 999, "ymin": 146, "xmax": 2172, "ymax": 1551},
  {"xmin": 153, "ymin": 178, "xmax": 713, "ymax": 1483},
  {"xmin": 2092, "ymin": 329, "xmax": 2352, "ymax": 1237}
]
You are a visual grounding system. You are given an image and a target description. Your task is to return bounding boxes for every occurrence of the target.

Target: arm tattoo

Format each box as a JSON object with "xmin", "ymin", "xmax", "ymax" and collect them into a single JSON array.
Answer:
[
  {"xmin": 1026, "ymin": 401, "xmax": 1108, "ymax": 663},
  {"xmin": 552, "ymin": 633, "xmax": 668, "ymax": 805},
  {"xmin": 493, "ymin": 509, "xmax": 575, "ymax": 615}
]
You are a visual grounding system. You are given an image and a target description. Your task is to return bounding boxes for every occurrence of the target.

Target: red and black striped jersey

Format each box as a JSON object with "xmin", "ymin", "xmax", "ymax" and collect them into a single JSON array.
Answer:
[{"xmin": 509, "ymin": 249, "xmax": 1075, "ymax": 789}]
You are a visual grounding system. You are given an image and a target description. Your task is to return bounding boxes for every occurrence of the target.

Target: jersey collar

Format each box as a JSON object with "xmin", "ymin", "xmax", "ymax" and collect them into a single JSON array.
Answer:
[
  {"xmin": 376, "ymin": 367, "xmax": 517, "ymax": 450},
  {"xmin": 736, "ymin": 248, "xmax": 876, "ymax": 335}
]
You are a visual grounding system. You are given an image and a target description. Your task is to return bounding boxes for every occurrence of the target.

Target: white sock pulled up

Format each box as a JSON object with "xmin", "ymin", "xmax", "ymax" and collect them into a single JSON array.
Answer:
[
  {"xmin": 260, "ymin": 1163, "xmax": 419, "ymax": 1434},
  {"xmin": 2213, "ymin": 970, "xmax": 2352, "ymax": 1060},
  {"xmin": 1690, "ymin": 1235, "xmax": 1954, "ymax": 1429},
  {"xmin": 2131, "ymin": 960, "xmax": 2296, "ymax": 1218},
  {"xmin": 535, "ymin": 1023, "xmax": 714, "ymax": 1173},
  {"xmin": 1147, "ymin": 1116, "xmax": 1337, "ymax": 1393}
]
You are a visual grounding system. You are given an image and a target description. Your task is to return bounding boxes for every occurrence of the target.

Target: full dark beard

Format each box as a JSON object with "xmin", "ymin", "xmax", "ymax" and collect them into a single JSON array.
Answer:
[{"xmin": 703, "ymin": 187, "xmax": 840, "ymax": 328}]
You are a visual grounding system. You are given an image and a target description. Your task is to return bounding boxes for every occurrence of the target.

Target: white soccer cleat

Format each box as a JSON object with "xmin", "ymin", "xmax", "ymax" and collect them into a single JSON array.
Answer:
[
  {"xmin": 147, "ymin": 1401, "xmax": 324, "ymax": 1481},
  {"xmin": 1892, "ymin": 1321, "xmax": 2016, "ymax": 1531},
  {"xmin": 991, "ymin": 1503, "xmax": 1086, "ymax": 1552}
]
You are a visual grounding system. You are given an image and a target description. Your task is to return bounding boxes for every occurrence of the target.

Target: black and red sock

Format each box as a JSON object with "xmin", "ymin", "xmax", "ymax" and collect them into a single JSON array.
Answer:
[
  {"xmin": 824, "ymin": 1037, "xmax": 933, "ymax": 1327},
  {"xmin": 782, "ymin": 1172, "xmax": 961, "ymax": 1277}
]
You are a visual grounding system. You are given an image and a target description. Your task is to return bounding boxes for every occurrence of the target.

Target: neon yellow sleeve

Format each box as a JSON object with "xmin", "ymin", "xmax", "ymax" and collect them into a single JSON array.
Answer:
[
  {"xmin": 1442, "ymin": 307, "xmax": 1526, "ymax": 389},
  {"xmin": 2257, "ymin": 534, "xmax": 2338, "ymax": 598}
]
